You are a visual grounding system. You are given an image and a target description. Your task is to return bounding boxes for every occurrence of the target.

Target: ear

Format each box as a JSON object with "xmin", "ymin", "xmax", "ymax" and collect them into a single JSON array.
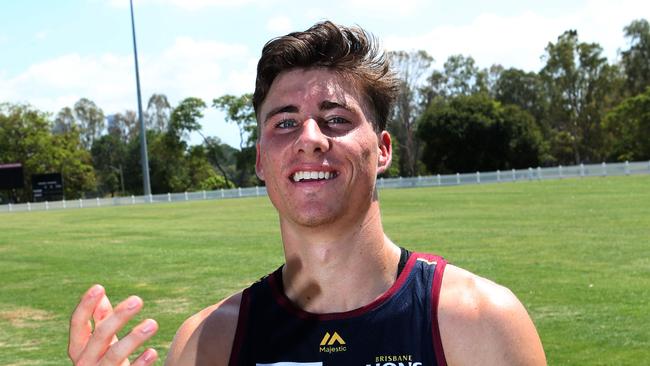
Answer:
[
  {"xmin": 255, "ymin": 142, "xmax": 265, "ymax": 181},
  {"xmin": 376, "ymin": 131, "xmax": 392, "ymax": 175}
]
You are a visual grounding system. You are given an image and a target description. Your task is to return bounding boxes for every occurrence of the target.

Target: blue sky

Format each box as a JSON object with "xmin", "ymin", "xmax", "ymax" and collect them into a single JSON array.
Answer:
[{"xmin": 1, "ymin": 0, "xmax": 649, "ymax": 147}]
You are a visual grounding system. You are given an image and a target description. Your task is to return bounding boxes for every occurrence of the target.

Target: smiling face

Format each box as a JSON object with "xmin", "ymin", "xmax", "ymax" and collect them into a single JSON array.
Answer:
[{"xmin": 256, "ymin": 68, "xmax": 392, "ymax": 228}]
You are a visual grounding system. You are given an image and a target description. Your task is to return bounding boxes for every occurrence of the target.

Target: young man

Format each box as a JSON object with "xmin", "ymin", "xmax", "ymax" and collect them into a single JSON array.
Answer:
[{"xmin": 69, "ymin": 21, "xmax": 546, "ymax": 366}]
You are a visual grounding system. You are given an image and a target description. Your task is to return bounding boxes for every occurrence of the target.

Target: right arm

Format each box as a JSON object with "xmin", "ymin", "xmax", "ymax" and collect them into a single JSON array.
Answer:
[{"xmin": 165, "ymin": 291, "xmax": 242, "ymax": 366}]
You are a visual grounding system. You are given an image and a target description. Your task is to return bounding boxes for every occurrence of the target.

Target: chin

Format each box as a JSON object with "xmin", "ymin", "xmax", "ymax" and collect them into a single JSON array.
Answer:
[{"xmin": 288, "ymin": 208, "xmax": 340, "ymax": 228}]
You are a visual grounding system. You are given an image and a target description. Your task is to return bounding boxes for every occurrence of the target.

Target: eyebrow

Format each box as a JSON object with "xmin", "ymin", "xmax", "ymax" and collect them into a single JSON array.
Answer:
[
  {"xmin": 262, "ymin": 100, "xmax": 352, "ymax": 124},
  {"xmin": 320, "ymin": 100, "xmax": 352, "ymax": 112},
  {"xmin": 263, "ymin": 105, "xmax": 299, "ymax": 124}
]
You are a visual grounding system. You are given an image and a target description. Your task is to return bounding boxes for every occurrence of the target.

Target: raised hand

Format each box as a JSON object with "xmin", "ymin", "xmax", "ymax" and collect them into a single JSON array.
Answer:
[{"xmin": 68, "ymin": 285, "xmax": 159, "ymax": 365}]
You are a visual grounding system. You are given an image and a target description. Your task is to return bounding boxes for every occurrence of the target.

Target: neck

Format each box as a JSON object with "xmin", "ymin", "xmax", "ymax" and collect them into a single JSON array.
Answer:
[{"xmin": 279, "ymin": 202, "xmax": 401, "ymax": 313}]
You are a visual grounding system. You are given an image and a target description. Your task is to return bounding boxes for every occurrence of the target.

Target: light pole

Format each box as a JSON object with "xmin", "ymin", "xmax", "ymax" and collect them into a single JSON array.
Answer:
[{"xmin": 129, "ymin": 0, "xmax": 152, "ymax": 199}]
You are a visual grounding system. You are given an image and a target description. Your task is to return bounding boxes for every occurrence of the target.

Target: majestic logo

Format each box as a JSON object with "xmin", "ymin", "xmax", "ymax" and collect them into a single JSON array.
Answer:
[{"xmin": 319, "ymin": 331, "xmax": 347, "ymax": 353}]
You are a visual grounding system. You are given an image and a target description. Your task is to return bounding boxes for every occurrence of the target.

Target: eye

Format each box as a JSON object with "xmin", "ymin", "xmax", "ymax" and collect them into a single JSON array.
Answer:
[
  {"xmin": 276, "ymin": 119, "xmax": 297, "ymax": 129},
  {"xmin": 327, "ymin": 116, "xmax": 350, "ymax": 125}
]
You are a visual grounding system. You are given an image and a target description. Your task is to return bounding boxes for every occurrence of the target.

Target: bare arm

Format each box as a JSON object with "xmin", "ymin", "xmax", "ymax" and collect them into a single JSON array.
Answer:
[
  {"xmin": 439, "ymin": 265, "xmax": 546, "ymax": 366},
  {"xmin": 165, "ymin": 292, "xmax": 242, "ymax": 366}
]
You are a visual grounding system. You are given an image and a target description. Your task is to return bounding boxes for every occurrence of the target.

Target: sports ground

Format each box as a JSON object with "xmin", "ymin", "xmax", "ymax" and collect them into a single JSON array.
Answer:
[{"xmin": 0, "ymin": 175, "xmax": 648, "ymax": 365}]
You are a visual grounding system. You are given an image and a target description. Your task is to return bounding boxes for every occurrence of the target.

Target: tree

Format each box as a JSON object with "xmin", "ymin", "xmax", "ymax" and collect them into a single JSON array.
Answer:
[
  {"xmin": 212, "ymin": 94, "xmax": 257, "ymax": 150},
  {"xmin": 73, "ymin": 98, "xmax": 105, "ymax": 150},
  {"xmin": 212, "ymin": 94, "xmax": 258, "ymax": 186},
  {"xmin": 0, "ymin": 103, "xmax": 95, "ymax": 201},
  {"xmin": 426, "ymin": 55, "xmax": 488, "ymax": 99},
  {"xmin": 52, "ymin": 107, "xmax": 76, "ymax": 135},
  {"xmin": 494, "ymin": 68, "xmax": 548, "ymax": 125},
  {"xmin": 388, "ymin": 50, "xmax": 433, "ymax": 176},
  {"xmin": 540, "ymin": 30, "xmax": 620, "ymax": 164},
  {"xmin": 146, "ymin": 93, "xmax": 171, "ymax": 132},
  {"xmin": 603, "ymin": 87, "xmax": 650, "ymax": 161},
  {"xmin": 417, "ymin": 94, "xmax": 544, "ymax": 173},
  {"xmin": 106, "ymin": 110, "xmax": 138, "ymax": 142},
  {"xmin": 621, "ymin": 19, "xmax": 650, "ymax": 97},
  {"xmin": 171, "ymin": 97, "xmax": 233, "ymax": 187},
  {"xmin": 91, "ymin": 134, "xmax": 127, "ymax": 196}
]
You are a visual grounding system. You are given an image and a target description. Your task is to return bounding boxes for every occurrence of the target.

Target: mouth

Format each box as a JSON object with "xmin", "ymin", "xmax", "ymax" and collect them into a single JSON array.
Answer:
[{"xmin": 290, "ymin": 170, "xmax": 339, "ymax": 182}]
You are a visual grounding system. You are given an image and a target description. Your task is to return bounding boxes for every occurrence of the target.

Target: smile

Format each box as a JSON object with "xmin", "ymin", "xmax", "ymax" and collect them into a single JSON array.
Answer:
[{"xmin": 291, "ymin": 170, "xmax": 338, "ymax": 182}]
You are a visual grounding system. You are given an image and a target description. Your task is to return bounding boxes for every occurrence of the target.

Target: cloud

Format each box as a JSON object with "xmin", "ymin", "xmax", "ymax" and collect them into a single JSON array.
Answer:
[
  {"xmin": 266, "ymin": 16, "xmax": 293, "ymax": 35},
  {"xmin": 34, "ymin": 31, "xmax": 49, "ymax": 41},
  {"xmin": 107, "ymin": 0, "xmax": 265, "ymax": 10},
  {"xmin": 383, "ymin": 2, "xmax": 650, "ymax": 72},
  {"xmin": 344, "ymin": 0, "xmax": 425, "ymax": 18},
  {"xmin": 1, "ymin": 36, "xmax": 255, "ymax": 146}
]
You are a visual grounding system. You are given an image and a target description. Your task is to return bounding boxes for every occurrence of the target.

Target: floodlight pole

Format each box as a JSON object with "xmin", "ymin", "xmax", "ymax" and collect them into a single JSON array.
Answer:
[{"xmin": 130, "ymin": 0, "xmax": 152, "ymax": 199}]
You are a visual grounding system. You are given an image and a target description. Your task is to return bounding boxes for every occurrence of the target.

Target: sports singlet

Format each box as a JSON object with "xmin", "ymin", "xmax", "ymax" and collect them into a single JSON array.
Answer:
[{"xmin": 228, "ymin": 251, "xmax": 448, "ymax": 366}]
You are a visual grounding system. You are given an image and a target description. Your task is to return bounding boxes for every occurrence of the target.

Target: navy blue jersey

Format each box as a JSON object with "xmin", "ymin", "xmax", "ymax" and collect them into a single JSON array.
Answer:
[{"xmin": 229, "ymin": 252, "xmax": 448, "ymax": 366}]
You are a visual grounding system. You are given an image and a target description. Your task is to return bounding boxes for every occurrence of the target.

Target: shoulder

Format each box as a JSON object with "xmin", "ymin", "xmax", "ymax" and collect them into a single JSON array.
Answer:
[
  {"xmin": 438, "ymin": 264, "xmax": 546, "ymax": 366},
  {"xmin": 164, "ymin": 291, "xmax": 244, "ymax": 366}
]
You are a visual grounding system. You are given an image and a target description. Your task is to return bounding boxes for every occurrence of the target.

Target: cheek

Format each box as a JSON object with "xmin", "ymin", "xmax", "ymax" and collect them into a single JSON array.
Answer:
[{"xmin": 361, "ymin": 147, "xmax": 371, "ymax": 161}]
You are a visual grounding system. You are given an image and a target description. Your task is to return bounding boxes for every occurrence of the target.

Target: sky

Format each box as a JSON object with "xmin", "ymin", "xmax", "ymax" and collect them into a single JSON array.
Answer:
[{"xmin": 1, "ymin": 0, "xmax": 649, "ymax": 148}]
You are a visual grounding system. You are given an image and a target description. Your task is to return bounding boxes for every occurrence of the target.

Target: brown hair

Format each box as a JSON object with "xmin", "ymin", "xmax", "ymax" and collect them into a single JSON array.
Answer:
[{"xmin": 253, "ymin": 21, "xmax": 399, "ymax": 132}]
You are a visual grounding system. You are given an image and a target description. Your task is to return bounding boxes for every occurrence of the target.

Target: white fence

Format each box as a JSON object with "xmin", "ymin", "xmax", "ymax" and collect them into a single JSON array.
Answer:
[{"xmin": 2, "ymin": 160, "xmax": 649, "ymax": 214}]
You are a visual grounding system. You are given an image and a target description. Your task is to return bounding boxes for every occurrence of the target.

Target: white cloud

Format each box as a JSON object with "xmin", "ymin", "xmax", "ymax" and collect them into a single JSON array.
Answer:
[
  {"xmin": 107, "ymin": 0, "xmax": 265, "ymax": 10},
  {"xmin": 34, "ymin": 30, "xmax": 49, "ymax": 41},
  {"xmin": 267, "ymin": 16, "xmax": 293, "ymax": 35},
  {"xmin": 1, "ymin": 36, "xmax": 255, "ymax": 147},
  {"xmin": 384, "ymin": 2, "xmax": 650, "ymax": 72},
  {"xmin": 344, "ymin": 0, "xmax": 425, "ymax": 18}
]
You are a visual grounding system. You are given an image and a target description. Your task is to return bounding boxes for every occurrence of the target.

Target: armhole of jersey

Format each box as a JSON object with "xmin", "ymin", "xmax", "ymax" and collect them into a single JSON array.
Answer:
[
  {"xmin": 228, "ymin": 287, "xmax": 251, "ymax": 366},
  {"xmin": 430, "ymin": 257, "xmax": 448, "ymax": 366}
]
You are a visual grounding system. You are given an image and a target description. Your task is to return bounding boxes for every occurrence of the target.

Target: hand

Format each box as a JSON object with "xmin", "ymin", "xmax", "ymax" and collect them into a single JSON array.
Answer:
[{"xmin": 68, "ymin": 284, "xmax": 159, "ymax": 365}]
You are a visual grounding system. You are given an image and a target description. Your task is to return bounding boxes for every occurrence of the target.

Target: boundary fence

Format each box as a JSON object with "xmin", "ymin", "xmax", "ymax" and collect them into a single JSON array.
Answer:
[{"xmin": 2, "ymin": 160, "xmax": 649, "ymax": 214}]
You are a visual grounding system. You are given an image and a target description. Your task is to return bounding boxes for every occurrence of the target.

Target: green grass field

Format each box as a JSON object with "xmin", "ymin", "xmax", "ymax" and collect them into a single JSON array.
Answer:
[{"xmin": 1, "ymin": 175, "xmax": 649, "ymax": 365}]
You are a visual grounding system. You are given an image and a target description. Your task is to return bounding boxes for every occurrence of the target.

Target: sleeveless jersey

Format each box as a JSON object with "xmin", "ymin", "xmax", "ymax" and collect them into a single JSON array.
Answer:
[{"xmin": 228, "ymin": 252, "xmax": 448, "ymax": 366}]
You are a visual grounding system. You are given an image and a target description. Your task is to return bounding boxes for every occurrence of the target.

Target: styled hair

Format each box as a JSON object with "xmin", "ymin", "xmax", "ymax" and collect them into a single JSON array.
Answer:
[{"xmin": 253, "ymin": 21, "xmax": 399, "ymax": 132}]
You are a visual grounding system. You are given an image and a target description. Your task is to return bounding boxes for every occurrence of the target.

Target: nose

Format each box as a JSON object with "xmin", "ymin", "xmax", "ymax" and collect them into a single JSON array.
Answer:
[{"xmin": 294, "ymin": 118, "xmax": 330, "ymax": 155}]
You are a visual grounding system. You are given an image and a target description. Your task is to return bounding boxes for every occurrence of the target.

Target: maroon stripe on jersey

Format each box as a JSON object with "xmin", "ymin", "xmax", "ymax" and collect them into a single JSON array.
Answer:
[
  {"xmin": 430, "ymin": 255, "xmax": 448, "ymax": 366},
  {"xmin": 268, "ymin": 253, "xmax": 419, "ymax": 321},
  {"xmin": 228, "ymin": 288, "xmax": 251, "ymax": 366}
]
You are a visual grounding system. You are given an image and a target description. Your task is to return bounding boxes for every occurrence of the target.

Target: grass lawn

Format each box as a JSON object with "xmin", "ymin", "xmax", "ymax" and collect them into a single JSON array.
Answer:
[{"xmin": 0, "ymin": 175, "xmax": 648, "ymax": 365}]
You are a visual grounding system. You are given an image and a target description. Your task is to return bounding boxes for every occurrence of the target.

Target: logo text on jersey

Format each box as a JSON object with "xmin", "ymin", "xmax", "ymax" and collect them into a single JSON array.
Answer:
[
  {"xmin": 319, "ymin": 331, "xmax": 346, "ymax": 353},
  {"xmin": 366, "ymin": 354, "xmax": 423, "ymax": 366}
]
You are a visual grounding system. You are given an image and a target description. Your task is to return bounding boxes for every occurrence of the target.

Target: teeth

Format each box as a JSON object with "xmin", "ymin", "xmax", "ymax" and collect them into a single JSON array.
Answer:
[{"xmin": 292, "ymin": 171, "xmax": 336, "ymax": 182}]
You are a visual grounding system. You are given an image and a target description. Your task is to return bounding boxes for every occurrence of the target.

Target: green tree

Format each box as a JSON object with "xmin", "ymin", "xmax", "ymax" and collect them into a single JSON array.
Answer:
[
  {"xmin": 107, "ymin": 111, "xmax": 138, "ymax": 142},
  {"xmin": 172, "ymin": 97, "xmax": 233, "ymax": 186},
  {"xmin": 426, "ymin": 55, "xmax": 488, "ymax": 99},
  {"xmin": 212, "ymin": 94, "xmax": 258, "ymax": 187},
  {"xmin": 145, "ymin": 93, "xmax": 171, "ymax": 132},
  {"xmin": 212, "ymin": 94, "xmax": 257, "ymax": 149},
  {"xmin": 91, "ymin": 134, "xmax": 127, "ymax": 196},
  {"xmin": 388, "ymin": 50, "xmax": 433, "ymax": 176},
  {"xmin": 73, "ymin": 98, "xmax": 105, "ymax": 150},
  {"xmin": 52, "ymin": 107, "xmax": 75, "ymax": 135},
  {"xmin": 495, "ymin": 68, "xmax": 548, "ymax": 125},
  {"xmin": 621, "ymin": 19, "xmax": 650, "ymax": 97},
  {"xmin": 417, "ymin": 94, "xmax": 543, "ymax": 173},
  {"xmin": 540, "ymin": 30, "xmax": 620, "ymax": 164},
  {"xmin": 603, "ymin": 87, "xmax": 650, "ymax": 161},
  {"xmin": 0, "ymin": 103, "xmax": 95, "ymax": 201}
]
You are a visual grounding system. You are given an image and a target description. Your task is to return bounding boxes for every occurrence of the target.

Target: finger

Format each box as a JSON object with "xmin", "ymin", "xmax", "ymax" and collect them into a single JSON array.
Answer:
[
  {"xmin": 100, "ymin": 319, "xmax": 158, "ymax": 366},
  {"xmin": 93, "ymin": 295, "xmax": 120, "ymax": 347},
  {"xmin": 69, "ymin": 284, "xmax": 105, "ymax": 361},
  {"xmin": 93, "ymin": 294, "xmax": 114, "ymax": 325},
  {"xmin": 79, "ymin": 295, "xmax": 143, "ymax": 363},
  {"xmin": 131, "ymin": 348, "xmax": 158, "ymax": 366}
]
